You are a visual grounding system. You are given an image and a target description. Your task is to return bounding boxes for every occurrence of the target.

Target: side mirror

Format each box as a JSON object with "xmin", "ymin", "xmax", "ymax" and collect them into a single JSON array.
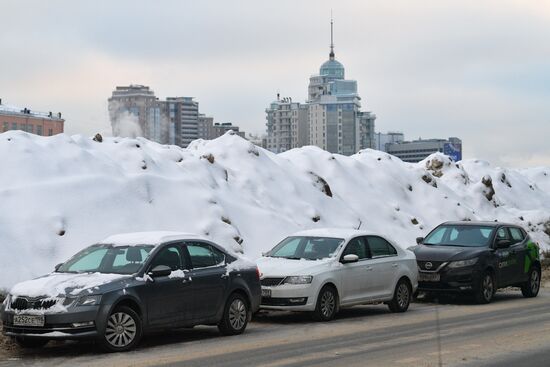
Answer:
[
  {"xmin": 149, "ymin": 265, "xmax": 172, "ymax": 277},
  {"xmin": 416, "ymin": 237, "xmax": 424, "ymax": 245},
  {"xmin": 54, "ymin": 263, "xmax": 63, "ymax": 271},
  {"xmin": 496, "ymin": 239, "xmax": 511, "ymax": 249},
  {"xmin": 342, "ymin": 254, "xmax": 359, "ymax": 264}
]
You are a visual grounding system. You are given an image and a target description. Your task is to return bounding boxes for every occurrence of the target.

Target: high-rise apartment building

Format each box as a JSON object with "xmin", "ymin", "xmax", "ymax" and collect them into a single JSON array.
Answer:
[
  {"xmin": 109, "ymin": 86, "xmax": 203, "ymax": 147},
  {"xmin": 386, "ymin": 137, "xmax": 462, "ymax": 163},
  {"xmin": 265, "ymin": 98, "xmax": 309, "ymax": 153},
  {"xmin": 108, "ymin": 85, "xmax": 173, "ymax": 144}
]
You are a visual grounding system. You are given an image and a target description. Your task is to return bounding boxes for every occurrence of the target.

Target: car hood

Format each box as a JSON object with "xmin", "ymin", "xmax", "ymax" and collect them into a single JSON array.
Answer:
[
  {"xmin": 413, "ymin": 245, "xmax": 487, "ymax": 262},
  {"xmin": 256, "ymin": 257, "xmax": 334, "ymax": 277},
  {"xmin": 10, "ymin": 272, "xmax": 132, "ymax": 299}
]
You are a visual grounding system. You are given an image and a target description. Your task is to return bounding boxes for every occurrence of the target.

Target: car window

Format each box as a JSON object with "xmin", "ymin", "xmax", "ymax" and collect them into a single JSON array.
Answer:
[
  {"xmin": 112, "ymin": 247, "xmax": 152, "ymax": 273},
  {"xmin": 149, "ymin": 245, "xmax": 184, "ymax": 271},
  {"xmin": 342, "ymin": 237, "xmax": 369, "ymax": 260},
  {"xmin": 272, "ymin": 237, "xmax": 301, "ymax": 258},
  {"xmin": 496, "ymin": 228, "xmax": 510, "ymax": 240},
  {"xmin": 65, "ymin": 247, "xmax": 108, "ymax": 272},
  {"xmin": 508, "ymin": 227, "xmax": 524, "ymax": 244},
  {"xmin": 367, "ymin": 236, "xmax": 397, "ymax": 257},
  {"xmin": 187, "ymin": 243, "xmax": 225, "ymax": 269}
]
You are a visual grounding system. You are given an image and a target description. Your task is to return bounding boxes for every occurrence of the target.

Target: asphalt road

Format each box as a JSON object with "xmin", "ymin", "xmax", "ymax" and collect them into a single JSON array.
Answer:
[{"xmin": 1, "ymin": 290, "xmax": 550, "ymax": 367}]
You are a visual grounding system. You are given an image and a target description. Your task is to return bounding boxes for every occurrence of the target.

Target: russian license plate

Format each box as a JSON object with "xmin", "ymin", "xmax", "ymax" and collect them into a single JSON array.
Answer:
[
  {"xmin": 419, "ymin": 273, "xmax": 440, "ymax": 282},
  {"xmin": 261, "ymin": 287, "xmax": 272, "ymax": 298},
  {"xmin": 13, "ymin": 315, "xmax": 45, "ymax": 327}
]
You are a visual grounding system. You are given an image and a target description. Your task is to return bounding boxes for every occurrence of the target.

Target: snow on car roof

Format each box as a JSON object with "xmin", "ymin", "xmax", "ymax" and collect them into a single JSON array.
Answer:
[
  {"xmin": 290, "ymin": 228, "xmax": 380, "ymax": 242},
  {"xmin": 98, "ymin": 231, "xmax": 205, "ymax": 246}
]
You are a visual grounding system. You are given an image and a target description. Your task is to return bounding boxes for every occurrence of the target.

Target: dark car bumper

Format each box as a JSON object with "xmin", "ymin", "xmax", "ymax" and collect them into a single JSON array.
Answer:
[
  {"xmin": 1, "ymin": 306, "xmax": 101, "ymax": 340},
  {"xmin": 418, "ymin": 266, "xmax": 482, "ymax": 293}
]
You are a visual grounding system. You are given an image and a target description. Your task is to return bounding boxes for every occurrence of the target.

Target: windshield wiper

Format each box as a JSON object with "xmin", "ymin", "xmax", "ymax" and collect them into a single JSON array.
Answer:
[{"xmin": 284, "ymin": 256, "xmax": 302, "ymax": 260}]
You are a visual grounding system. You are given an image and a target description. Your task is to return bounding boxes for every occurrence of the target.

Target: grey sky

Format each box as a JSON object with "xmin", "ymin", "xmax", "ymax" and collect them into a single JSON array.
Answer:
[{"xmin": 1, "ymin": 0, "xmax": 549, "ymax": 167}]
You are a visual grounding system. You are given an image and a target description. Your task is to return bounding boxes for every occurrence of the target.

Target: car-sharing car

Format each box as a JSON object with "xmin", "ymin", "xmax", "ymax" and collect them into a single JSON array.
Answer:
[
  {"xmin": 1, "ymin": 232, "xmax": 261, "ymax": 352},
  {"xmin": 412, "ymin": 221, "xmax": 541, "ymax": 303},
  {"xmin": 257, "ymin": 228, "xmax": 418, "ymax": 321}
]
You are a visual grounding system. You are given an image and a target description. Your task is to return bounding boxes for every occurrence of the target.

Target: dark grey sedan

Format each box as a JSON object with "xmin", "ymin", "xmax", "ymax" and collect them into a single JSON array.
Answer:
[{"xmin": 0, "ymin": 232, "xmax": 261, "ymax": 352}]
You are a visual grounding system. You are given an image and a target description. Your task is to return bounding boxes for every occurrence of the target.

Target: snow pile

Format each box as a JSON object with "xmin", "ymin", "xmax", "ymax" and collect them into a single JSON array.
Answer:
[{"xmin": 0, "ymin": 130, "xmax": 549, "ymax": 289}]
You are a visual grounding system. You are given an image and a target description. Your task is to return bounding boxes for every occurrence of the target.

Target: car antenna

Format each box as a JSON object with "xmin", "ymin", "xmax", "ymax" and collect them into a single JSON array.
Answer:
[{"xmin": 356, "ymin": 219, "xmax": 362, "ymax": 230}]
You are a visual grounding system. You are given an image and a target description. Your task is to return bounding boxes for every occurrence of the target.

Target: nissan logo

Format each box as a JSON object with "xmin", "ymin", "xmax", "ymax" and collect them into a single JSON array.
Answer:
[{"xmin": 425, "ymin": 262, "xmax": 433, "ymax": 270}]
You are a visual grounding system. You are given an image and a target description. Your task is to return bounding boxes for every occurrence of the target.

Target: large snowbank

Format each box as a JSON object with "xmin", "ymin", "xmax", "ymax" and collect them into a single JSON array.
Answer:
[{"xmin": 0, "ymin": 130, "xmax": 549, "ymax": 289}]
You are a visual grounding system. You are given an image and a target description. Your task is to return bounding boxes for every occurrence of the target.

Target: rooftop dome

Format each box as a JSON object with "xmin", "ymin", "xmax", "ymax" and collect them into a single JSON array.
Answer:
[{"xmin": 320, "ymin": 58, "xmax": 345, "ymax": 79}]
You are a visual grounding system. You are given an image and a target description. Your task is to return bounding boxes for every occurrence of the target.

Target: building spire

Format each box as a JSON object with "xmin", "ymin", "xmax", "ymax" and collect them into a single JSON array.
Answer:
[{"xmin": 329, "ymin": 12, "xmax": 335, "ymax": 60}]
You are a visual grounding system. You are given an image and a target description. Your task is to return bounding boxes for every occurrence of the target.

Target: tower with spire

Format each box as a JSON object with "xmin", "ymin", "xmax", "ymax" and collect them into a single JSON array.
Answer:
[{"xmin": 265, "ymin": 16, "xmax": 376, "ymax": 155}]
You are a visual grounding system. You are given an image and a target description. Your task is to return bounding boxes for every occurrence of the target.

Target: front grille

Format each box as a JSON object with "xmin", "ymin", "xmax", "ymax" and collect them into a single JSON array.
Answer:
[
  {"xmin": 12, "ymin": 297, "xmax": 58, "ymax": 311},
  {"xmin": 260, "ymin": 277, "xmax": 285, "ymax": 287},
  {"xmin": 417, "ymin": 261, "xmax": 445, "ymax": 272}
]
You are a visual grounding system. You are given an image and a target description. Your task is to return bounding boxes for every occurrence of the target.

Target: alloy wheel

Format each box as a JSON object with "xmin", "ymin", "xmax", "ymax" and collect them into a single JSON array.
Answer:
[
  {"xmin": 397, "ymin": 283, "xmax": 410, "ymax": 309},
  {"xmin": 320, "ymin": 290, "xmax": 335, "ymax": 318},
  {"xmin": 228, "ymin": 298, "xmax": 247, "ymax": 331},
  {"xmin": 105, "ymin": 312, "xmax": 137, "ymax": 348},
  {"xmin": 482, "ymin": 275, "xmax": 494, "ymax": 301}
]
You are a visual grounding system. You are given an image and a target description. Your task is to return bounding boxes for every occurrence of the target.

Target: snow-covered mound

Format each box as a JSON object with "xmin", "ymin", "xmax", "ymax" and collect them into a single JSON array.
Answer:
[{"xmin": 0, "ymin": 130, "xmax": 549, "ymax": 289}]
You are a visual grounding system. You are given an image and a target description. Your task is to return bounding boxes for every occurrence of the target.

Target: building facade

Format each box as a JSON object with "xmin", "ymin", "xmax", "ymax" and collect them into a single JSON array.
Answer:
[
  {"xmin": 374, "ymin": 131, "xmax": 405, "ymax": 152},
  {"xmin": 108, "ymin": 85, "xmax": 204, "ymax": 147},
  {"xmin": 265, "ymin": 98, "xmax": 309, "ymax": 153},
  {"xmin": 386, "ymin": 137, "xmax": 463, "ymax": 163},
  {"xmin": 108, "ymin": 85, "xmax": 173, "ymax": 144},
  {"xmin": 0, "ymin": 100, "xmax": 64, "ymax": 136}
]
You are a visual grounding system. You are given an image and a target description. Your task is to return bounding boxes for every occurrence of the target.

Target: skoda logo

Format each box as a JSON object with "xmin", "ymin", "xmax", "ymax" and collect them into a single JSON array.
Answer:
[{"xmin": 425, "ymin": 262, "xmax": 433, "ymax": 270}]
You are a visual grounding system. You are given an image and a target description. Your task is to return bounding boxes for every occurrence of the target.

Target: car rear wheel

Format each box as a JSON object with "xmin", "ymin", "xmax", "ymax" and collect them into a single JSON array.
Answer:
[
  {"xmin": 474, "ymin": 271, "xmax": 495, "ymax": 304},
  {"xmin": 218, "ymin": 293, "xmax": 250, "ymax": 335},
  {"xmin": 521, "ymin": 267, "xmax": 541, "ymax": 298},
  {"xmin": 99, "ymin": 306, "xmax": 142, "ymax": 352},
  {"xmin": 388, "ymin": 279, "xmax": 412, "ymax": 313},
  {"xmin": 14, "ymin": 336, "xmax": 49, "ymax": 349},
  {"xmin": 313, "ymin": 285, "xmax": 338, "ymax": 321}
]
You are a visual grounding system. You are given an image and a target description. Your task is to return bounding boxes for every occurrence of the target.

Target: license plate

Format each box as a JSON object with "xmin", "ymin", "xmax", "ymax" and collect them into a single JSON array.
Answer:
[
  {"xmin": 13, "ymin": 315, "xmax": 45, "ymax": 327},
  {"xmin": 419, "ymin": 273, "xmax": 440, "ymax": 282},
  {"xmin": 261, "ymin": 287, "xmax": 271, "ymax": 298}
]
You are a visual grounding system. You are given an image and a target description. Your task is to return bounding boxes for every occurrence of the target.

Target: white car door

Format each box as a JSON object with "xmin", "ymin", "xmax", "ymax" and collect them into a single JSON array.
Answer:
[
  {"xmin": 338, "ymin": 237, "xmax": 373, "ymax": 304},
  {"xmin": 365, "ymin": 236, "xmax": 401, "ymax": 300}
]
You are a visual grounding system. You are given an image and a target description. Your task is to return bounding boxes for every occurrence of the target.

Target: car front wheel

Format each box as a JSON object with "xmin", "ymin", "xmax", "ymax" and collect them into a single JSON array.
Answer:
[
  {"xmin": 474, "ymin": 271, "xmax": 495, "ymax": 304},
  {"xmin": 313, "ymin": 285, "xmax": 338, "ymax": 321},
  {"xmin": 521, "ymin": 267, "xmax": 541, "ymax": 298},
  {"xmin": 99, "ymin": 306, "xmax": 142, "ymax": 352},
  {"xmin": 218, "ymin": 293, "xmax": 250, "ymax": 335}
]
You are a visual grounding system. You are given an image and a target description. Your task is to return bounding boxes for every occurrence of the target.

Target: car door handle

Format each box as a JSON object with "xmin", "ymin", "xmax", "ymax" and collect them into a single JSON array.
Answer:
[
  {"xmin": 221, "ymin": 274, "xmax": 229, "ymax": 279},
  {"xmin": 392, "ymin": 263, "xmax": 398, "ymax": 268},
  {"xmin": 365, "ymin": 266, "xmax": 373, "ymax": 271}
]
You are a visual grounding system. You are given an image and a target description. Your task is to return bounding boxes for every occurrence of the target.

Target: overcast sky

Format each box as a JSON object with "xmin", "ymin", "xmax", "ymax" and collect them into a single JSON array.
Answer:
[{"xmin": 1, "ymin": 0, "xmax": 549, "ymax": 167}]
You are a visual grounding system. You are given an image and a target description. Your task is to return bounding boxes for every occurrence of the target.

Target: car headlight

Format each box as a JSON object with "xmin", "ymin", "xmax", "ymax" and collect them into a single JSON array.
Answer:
[
  {"xmin": 76, "ymin": 295, "xmax": 102, "ymax": 306},
  {"xmin": 284, "ymin": 276, "xmax": 313, "ymax": 285},
  {"xmin": 448, "ymin": 258, "xmax": 478, "ymax": 268}
]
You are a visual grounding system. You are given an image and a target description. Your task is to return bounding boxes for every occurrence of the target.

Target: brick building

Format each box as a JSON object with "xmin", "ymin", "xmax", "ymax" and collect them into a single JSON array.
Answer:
[{"xmin": 0, "ymin": 100, "xmax": 64, "ymax": 136}]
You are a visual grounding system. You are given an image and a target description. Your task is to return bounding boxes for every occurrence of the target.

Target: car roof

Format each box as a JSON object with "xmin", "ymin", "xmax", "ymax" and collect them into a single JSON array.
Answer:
[
  {"xmin": 290, "ymin": 228, "xmax": 382, "ymax": 242},
  {"xmin": 98, "ymin": 231, "xmax": 206, "ymax": 247},
  {"xmin": 442, "ymin": 221, "xmax": 519, "ymax": 228}
]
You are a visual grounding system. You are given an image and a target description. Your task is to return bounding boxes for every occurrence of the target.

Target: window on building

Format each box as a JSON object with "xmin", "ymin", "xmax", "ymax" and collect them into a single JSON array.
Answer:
[
  {"xmin": 11, "ymin": 123, "xmax": 17, "ymax": 130},
  {"xmin": 2, "ymin": 122, "xmax": 8, "ymax": 132},
  {"xmin": 36, "ymin": 125, "xmax": 43, "ymax": 135},
  {"xmin": 48, "ymin": 128, "xmax": 53, "ymax": 136},
  {"xmin": 27, "ymin": 124, "xmax": 34, "ymax": 133}
]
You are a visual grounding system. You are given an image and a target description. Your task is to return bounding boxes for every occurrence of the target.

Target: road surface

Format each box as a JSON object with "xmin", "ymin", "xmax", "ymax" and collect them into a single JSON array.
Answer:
[{"xmin": 1, "ymin": 290, "xmax": 550, "ymax": 367}]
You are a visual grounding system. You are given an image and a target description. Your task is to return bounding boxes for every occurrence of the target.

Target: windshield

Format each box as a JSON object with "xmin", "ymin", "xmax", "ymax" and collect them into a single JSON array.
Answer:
[
  {"xmin": 424, "ymin": 225, "xmax": 495, "ymax": 247},
  {"xmin": 267, "ymin": 236, "xmax": 344, "ymax": 260},
  {"xmin": 57, "ymin": 244, "xmax": 154, "ymax": 274}
]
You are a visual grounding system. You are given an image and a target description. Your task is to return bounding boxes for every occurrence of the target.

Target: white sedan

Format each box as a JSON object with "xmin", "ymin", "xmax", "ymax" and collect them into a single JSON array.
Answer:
[{"xmin": 257, "ymin": 228, "xmax": 418, "ymax": 321}]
